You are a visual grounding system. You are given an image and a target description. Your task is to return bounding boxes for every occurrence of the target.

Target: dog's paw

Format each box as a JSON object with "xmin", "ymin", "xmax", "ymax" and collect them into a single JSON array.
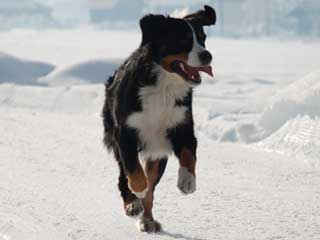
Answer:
[
  {"xmin": 177, "ymin": 167, "xmax": 196, "ymax": 194},
  {"xmin": 138, "ymin": 217, "xmax": 162, "ymax": 233},
  {"xmin": 125, "ymin": 199, "xmax": 144, "ymax": 217}
]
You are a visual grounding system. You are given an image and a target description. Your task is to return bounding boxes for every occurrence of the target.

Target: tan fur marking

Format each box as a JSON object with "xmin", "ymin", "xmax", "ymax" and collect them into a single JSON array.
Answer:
[
  {"xmin": 179, "ymin": 148, "xmax": 196, "ymax": 175},
  {"xmin": 142, "ymin": 161, "xmax": 160, "ymax": 218},
  {"xmin": 160, "ymin": 53, "xmax": 188, "ymax": 73},
  {"xmin": 127, "ymin": 162, "xmax": 148, "ymax": 194}
]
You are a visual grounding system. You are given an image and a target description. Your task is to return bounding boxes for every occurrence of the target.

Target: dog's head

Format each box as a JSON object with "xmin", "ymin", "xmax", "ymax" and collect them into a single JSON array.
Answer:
[{"xmin": 140, "ymin": 5, "xmax": 216, "ymax": 86}]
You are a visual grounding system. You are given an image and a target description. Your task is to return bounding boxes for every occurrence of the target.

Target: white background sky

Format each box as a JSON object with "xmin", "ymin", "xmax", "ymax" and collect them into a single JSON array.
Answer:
[
  {"xmin": 1, "ymin": 0, "xmax": 320, "ymax": 37},
  {"xmin": 34, "ymin": 0, "xmax": 90, "ymax": 24},
  {"xmin": 32, "ymin": 0, "xmax": 208, "ymax": 25}
]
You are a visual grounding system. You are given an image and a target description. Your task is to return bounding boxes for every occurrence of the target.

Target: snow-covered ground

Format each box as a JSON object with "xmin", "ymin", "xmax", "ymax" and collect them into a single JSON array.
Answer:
[{"xmin": 0, "ymin": 29, "xmax": 320, "ymax": 240}]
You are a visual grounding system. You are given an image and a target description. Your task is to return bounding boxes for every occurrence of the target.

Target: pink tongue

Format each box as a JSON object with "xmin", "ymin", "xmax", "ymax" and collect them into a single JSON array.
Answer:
[{"xmin": 190, "ymin": 65, "xmax": 213, "ymax": 77}]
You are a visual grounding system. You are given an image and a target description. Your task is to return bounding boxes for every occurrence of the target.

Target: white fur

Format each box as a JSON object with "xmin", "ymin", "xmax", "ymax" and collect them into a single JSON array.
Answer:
[
  {"xmin": 177, "ymin": 166, "xmax": 196, "ymax": 194},
  {"xmin": 131, "ymin": 187, "xmax": 148, "ymax": 199},
  {"xmin": 186, "ymin": 21, "xmax": 207, "ymax": 67},
  {"xmin": 126, "ymin": 66, "xmax": 190, "ymax": 160}
]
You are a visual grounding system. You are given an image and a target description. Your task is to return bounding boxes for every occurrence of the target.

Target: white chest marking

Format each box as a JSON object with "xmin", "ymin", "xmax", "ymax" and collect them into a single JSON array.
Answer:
[{"xmin": 126, "ymin": 67, "xmax": 190, "ymax": 160}]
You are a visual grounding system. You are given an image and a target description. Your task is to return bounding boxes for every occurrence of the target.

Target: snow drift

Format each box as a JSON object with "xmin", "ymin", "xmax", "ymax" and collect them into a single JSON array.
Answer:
[
  {"xmin": 0, "ymin": 52, "xmax": 55, "ymax": 85},
  {"xmin": 0, "ymin": 51, "xmax": 120, "ymax": 86},
  {"xmin": 256, "ymin": 69, "xmax": 320, "ymax": 163},
  {"xmin": 259, "ymin": 70, "xmax": 320, "ymax": 134},
  {"xmin": 0, "ymin": 84, "xmax": 104, "ymax": 114},
  {"xmin": 38, "ymin": 59, "xmax": 120, "ymax": 86}
]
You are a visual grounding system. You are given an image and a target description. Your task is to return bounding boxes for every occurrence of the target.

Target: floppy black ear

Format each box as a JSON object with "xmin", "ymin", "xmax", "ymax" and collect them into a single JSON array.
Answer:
[
  {"xmin": 184, "ymin": 5, "xmax": 216, "ymax": 26},
  {"xmin": 140, "ymin": 14, "xmax": 167, "ymax": 45}
]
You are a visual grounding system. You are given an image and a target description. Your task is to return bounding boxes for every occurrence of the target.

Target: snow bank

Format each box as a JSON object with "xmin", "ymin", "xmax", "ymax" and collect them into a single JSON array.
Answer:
[
  {"xmin": 38, "ymin": 59, "xmax": 120, "ymax": 86},
  {"xmin": 0, "ymin": 29, "xmax": 139, "ymax": 66},
  {"xmin": 255, "ymin": 70, "xmax": 320, "ymax": 163},
  {"xmin": 0, "ymin": 50, "xmax": 119, "ymax": 87},
  {"xmin": 258, "ymin": 115, "xmax": 320, "ymax": 164},
  {"xmin": 259, "ymin": 70, "xmax": 320, "ymax": 136},
  {"xmin": 0, "ymin": 84, "xmax": 104, "ymax": 114},
  {"xmin": 0, "ymin": 52, "xmax": 55, "ymax": 85}
]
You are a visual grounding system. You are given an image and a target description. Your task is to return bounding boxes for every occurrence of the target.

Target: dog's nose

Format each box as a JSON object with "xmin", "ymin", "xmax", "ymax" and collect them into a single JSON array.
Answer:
[{"xmin": 199, "ymin": 50, "xmax": 212, "ymax": 65}]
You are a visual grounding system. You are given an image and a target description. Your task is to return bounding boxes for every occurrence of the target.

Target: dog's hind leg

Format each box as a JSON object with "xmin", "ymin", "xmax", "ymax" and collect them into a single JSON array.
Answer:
[
  {"xmin": 114, "ymin": 146, "xmax": 144, "ymax": 217},
  {"xmin": 117, "ymin": 127, "xmax": 148, "ymax": 199},
  {"xmin": 139, "ymin": 158, "xmax": 168, "ymax": 233}
]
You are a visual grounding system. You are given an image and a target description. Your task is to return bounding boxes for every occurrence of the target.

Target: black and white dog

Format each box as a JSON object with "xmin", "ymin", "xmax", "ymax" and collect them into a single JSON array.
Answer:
[{"xmin": 102, "ymin": 5, "xmax": 216, "ymax": 232}]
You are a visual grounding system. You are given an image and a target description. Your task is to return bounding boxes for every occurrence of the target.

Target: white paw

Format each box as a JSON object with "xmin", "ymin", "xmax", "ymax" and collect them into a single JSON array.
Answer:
[
  {"xmin": 177, "ymin": 167, "xmax": 196, "ymax": 194},
  {"xmin": 131, "ymin": 187, "xmax": 148, "ymax": 199}
]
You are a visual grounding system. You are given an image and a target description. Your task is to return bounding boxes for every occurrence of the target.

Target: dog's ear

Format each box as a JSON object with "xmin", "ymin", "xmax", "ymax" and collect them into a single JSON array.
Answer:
[
  {"xmin": 140, "ymin": 14, "xmax": 166, "ymax": 45},
  {"xmin": 184, "ymin": 5, "xmax": 216, "ymax": 26}
]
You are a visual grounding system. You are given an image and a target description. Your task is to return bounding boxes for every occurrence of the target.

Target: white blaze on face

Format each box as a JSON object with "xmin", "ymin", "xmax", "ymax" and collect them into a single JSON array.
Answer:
[{"xmin": 186, "ymin": 21, "xmax": 206, "ymax": 67}]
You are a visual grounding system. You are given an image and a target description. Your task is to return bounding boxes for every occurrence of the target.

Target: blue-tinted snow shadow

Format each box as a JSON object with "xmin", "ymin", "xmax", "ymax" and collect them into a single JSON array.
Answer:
[
  {"xmin": 0, "ymin": 51, "xmax": 55, "ymax": 86},
  {"xmin": 159, "ymin": 231, "xmax": 207, "ymax": 240}
]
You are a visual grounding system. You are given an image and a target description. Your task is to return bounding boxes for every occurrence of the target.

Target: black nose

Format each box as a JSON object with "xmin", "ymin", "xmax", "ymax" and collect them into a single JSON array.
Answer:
[{"xmin": 199, "ymin": 50, "xmax": 212, "ymax": 65}]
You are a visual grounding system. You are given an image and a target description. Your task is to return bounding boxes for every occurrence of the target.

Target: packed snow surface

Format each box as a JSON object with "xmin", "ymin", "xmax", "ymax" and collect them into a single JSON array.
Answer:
[{"xmin": 0, "ymin": 29, "xmax": 320, "ymax": 239}]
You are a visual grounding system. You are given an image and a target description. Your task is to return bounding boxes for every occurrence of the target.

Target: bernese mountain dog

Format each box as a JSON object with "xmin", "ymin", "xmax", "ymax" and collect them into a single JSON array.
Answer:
[{"xmin": 102, "ymin": 5, "xmax": 216, "ymax": 233}]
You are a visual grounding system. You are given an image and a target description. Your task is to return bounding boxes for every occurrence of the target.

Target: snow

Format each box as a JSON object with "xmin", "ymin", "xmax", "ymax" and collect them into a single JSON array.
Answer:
[
  {"xmin": 0, "ymin": 29, "xmax": 139, "ymax": 66},
  {"xmin": 0, "ymin": 84, "xmax": 103, "ymax": 113},
  {"xmin": 38, "ymin": 59, "xmax": 120, "ymax": 86},
  {"xmin": 256, "ymin": 70, "xmax": 320, "ymax": 165},
  {"xmin": 0, "ymin": 52, "xmax": 54, "ymax": 85},
  {"xmin": 259, "ymin": 70, "xmax": 320, "ymax": 135},
  {"xmin": 0, "ymin": 29, "xmax": 320, "ymax": 239}
]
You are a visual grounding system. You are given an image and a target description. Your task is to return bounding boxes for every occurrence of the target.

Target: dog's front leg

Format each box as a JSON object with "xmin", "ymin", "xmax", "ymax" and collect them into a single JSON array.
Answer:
[
  {"xmin": 177, "ymin": 147, "xmax": 196, "ymax": 194},
  {"xmin": 169, "ymin": 126, "xmax": 197, "ymax": 194},
  {"xmin": 117, "ymin": 127, "xmax": 148, "ymax": 199}
]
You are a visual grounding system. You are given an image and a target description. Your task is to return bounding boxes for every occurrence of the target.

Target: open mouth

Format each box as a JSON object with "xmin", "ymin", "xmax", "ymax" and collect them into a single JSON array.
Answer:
[{"xmin": 170, "ymin": 60, "xmax": 213, "ymax": 86}]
